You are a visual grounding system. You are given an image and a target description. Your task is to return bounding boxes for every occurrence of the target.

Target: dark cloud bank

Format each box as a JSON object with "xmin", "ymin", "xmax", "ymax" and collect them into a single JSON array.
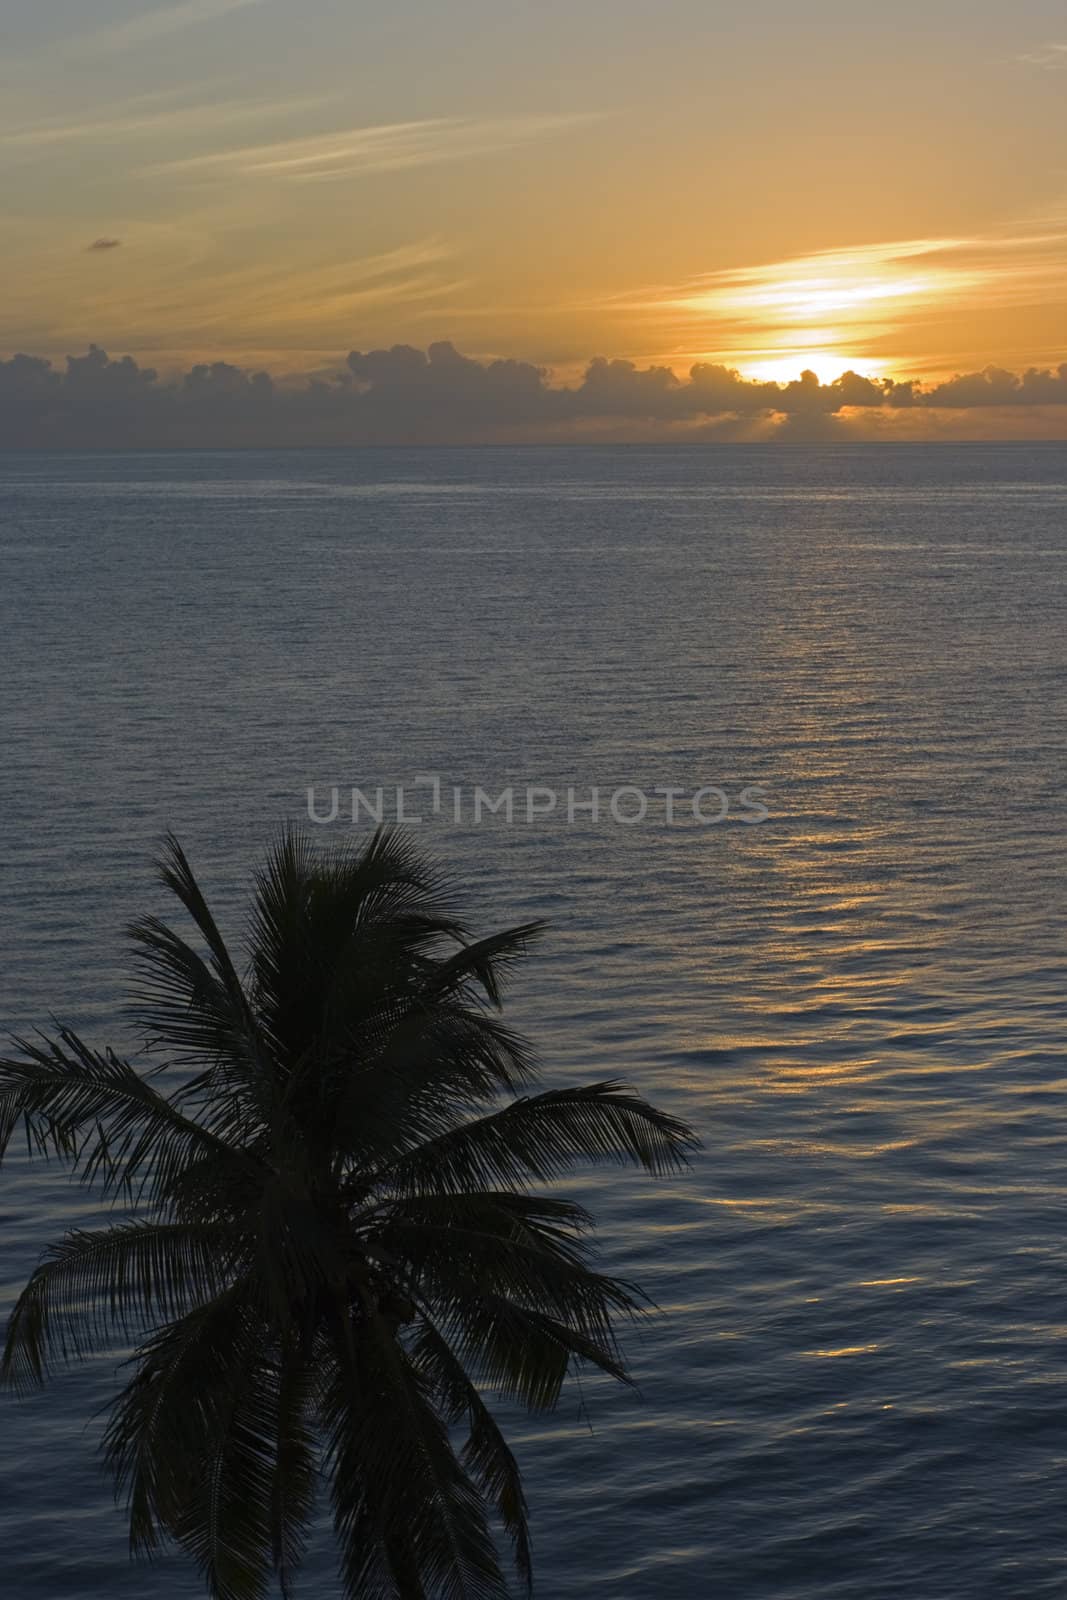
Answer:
[{"xmin": 2, "ymin": 342, "xmax": 1067, "ymax": 447}]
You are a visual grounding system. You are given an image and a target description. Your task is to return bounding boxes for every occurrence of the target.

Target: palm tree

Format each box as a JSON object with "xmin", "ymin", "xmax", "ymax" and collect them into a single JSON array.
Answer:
[{"xmin": 0, "ymin": 829, "xmax": 698, "ymax": 1600}]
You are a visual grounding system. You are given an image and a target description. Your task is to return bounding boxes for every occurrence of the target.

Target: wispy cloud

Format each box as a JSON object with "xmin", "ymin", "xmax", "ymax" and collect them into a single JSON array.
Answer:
[
  {"xmin": 146, "ymin": 240, "xmax": 461, "ymax": 338},
  {"xmin": 149, "ymin": 112, "xmax": 604, "ymax": 184},
  {"xmin": 71, "ymin": 0, "xmax": 264, "ymax": 59},
  {"xmin": 0, "ymin": 228, "xmax": 460, "ymax": 361},
  {"xmin": 0, "ymin": 94, "xmax": 324, "ymax": 152},
  {"xmin": 1017, "ymin": 42, "xmax": 1067, "ymax": 68},
  {"xmin": 608, "ymin": 230, "xmax": 1067, "ymax": 378}
]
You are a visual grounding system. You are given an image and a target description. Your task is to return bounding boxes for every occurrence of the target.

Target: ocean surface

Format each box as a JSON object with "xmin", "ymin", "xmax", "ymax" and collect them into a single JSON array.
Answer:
[{"xmin": 1, "ymin": 443, "xmax": 1066, "ymax": 1600}]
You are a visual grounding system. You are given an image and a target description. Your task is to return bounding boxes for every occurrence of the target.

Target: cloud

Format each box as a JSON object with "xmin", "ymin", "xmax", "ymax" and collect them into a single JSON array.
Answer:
[
  {"xmin": 1017, "ymin": 42, "xmax": 1067, "ymax": 68},
  {"xmin": 609, "ymin": 230, "xmax": 1067, "ymax": 377},
  {"xmin": 2, "ymin": 342, "xmax": 1067, "ymax": 447},
  {"xmin": 0, "ymin": 94, "xmax": 324, "ymax": 152},
  {"xmin": 922, "ymin": 366, "xmax": 1067, "ymax": 406},
  {"xmin": 0, "ymin": 228, "xmax": 461, "ymax": 368},
  {"xmin": 72, "ymin": 0, "xmax": 264, "ymax": 58},
  {"xmin": 87, "ymin": 238, "xmax": 122, "ymax": 252},
  {"xmin": 149, "ymin": 112, "xmax": 604, "ymax": 183}
]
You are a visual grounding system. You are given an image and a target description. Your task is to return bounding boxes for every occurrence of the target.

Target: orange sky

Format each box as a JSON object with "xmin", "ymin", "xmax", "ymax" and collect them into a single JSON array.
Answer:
[{"xmin": 1, "ymin": 0, "xmax": 1066, "ymax": 434}]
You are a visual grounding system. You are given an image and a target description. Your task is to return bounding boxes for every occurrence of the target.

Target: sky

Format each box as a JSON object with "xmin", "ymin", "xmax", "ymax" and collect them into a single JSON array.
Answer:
[{"xmin": 2, "ymin": 0, "xmax": 1066, "ymax": 442}]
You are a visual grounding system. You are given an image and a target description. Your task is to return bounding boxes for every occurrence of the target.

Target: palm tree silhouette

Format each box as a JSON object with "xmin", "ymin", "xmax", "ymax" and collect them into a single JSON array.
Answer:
[{"xmin": 0, "ymin": 829, "xmax": 698, "ymax": 1600}]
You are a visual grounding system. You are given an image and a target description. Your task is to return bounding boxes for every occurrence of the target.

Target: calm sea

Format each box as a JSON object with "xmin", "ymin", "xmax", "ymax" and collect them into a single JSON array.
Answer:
[{"xmin": 2, "ymin": 444, "xmax": 1066, "ymax": 1599}]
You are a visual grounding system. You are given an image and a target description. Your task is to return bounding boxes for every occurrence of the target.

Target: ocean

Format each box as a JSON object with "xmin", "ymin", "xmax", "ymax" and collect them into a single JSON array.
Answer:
[{"xmin": 1, "ymin": 443, "xmax": 1066, "ymax": 1598}]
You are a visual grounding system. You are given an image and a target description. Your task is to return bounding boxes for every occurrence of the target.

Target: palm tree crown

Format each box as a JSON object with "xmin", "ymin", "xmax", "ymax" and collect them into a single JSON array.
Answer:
[{"xmin": 1, "ymin": 829, "xmax": 698, "ymax": 1600}]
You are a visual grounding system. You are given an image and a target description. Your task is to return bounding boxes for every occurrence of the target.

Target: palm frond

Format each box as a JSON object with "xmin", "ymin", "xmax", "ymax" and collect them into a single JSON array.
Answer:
[
  {"xmin": 332, "ymin": 1007, "xmax": 542, "ymax": 1186},
  {"xmin": 129, "ymin": 833, "xmax": 274, "ymax": 1125},
  {"xmin": 154, "ymin": 833, "xmax": 251, "ymax": 1012},
  {"xmin": 174, "ymin": 1346, "xmax": 287, "ymax": 1600},
  {"xmin": 103, "ymin": 1283, "xmax": 255, "ymax": 1555},
  {"xmin": 423, "ymin": 923, "xmax": 546, "ymax": 1010},
  {"xmin": 269, "ymin": 1350, "xmax": 320, "ymax": 1600},
  {"xmin": 379, "ymin": 1198, "xmax": 644, "ymax": 1380},
  {"xmin": 0, "ymin": 1029, "xmax": 240, "ymax": 1201},
  {"xmin": 249, "ymin": 829, "xmax": 464, "ymax": 1068},
  {"xmin": 377, "ymin": 1190, "xmax": 606, "ymax": 1295},
  {"xmin": 2, "ymin": 1220, "xmax": 232, "ymax": 1390},
  {"xmin": 323, "ymin": 1307, "xmax": 509, "ymax": 1600},
  {"xmin": 375, "ymin": 1081, "xmax": 700, "ymax": 1196},
  {"xmin": 411, "ymin": 1317, "xmax": 532, "ymax": 1591},
  {"xmin": 445, "ymin": 1295, "xmax": 636, "ymax": 1411},
  {"xmin": 126, "ymin": 916, "xmax": 264, "ymax": 1106},
  {"xmin": 105, "ymin": 1284, "xmax": 298, "ymax": 1600}
]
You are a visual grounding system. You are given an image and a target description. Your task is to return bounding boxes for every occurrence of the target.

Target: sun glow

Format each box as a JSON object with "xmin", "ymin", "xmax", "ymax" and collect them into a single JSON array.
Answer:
[
  {"xmin": 656, "ymin": 238, "xmax": 991, "ymax": 329},
  {"xmin": 739, "ymin": 351, "xmax": 878, "ymax": 385},
  {"xmin": 631, "ymin": 231, "xmax": 1066, "ymax": 389},
  {"xmin": 676, "ymin": 270, "xmax": 943, "ymax": 323}
]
